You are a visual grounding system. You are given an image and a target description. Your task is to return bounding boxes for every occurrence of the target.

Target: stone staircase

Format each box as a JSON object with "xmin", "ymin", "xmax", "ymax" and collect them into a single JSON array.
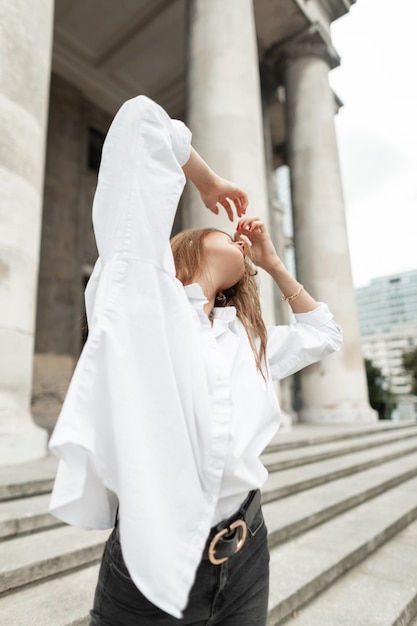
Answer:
[{"xmin": 1, "ymin": 421, "xmax": 417, "ymax": 626}]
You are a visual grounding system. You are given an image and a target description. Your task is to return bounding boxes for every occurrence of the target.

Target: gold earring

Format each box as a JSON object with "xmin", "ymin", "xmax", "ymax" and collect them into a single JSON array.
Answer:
[{"xmin": 216, "ymin": 292, "xmax": 227, "ymax": 306}]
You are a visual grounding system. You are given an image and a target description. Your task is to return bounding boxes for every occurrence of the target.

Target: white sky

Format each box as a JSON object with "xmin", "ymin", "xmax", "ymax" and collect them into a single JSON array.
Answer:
[{"xmin": 329, "ymin": 0, "xmax": 417, "ymax": 287}]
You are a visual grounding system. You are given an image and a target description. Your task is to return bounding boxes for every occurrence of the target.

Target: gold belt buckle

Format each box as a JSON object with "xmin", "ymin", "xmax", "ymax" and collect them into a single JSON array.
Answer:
[{"xmin": 208, "ymin": 519, "xmax": 248, "ymax": 565}]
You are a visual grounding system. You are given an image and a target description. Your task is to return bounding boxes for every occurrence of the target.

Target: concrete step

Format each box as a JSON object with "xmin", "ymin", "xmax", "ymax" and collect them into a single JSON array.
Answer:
[
  {"xmin": 281, "ymin": 517, "xmax": 417, "ymax": 626},
  {"xmin": 266, "ymin": 474, "xmax": 417, "ymax": 625},
  {"xmin": 2, "ymin": 438, "xmax": 415, "ymax": 543},
  {"xmin": 4, "ymin": 471, "xmax": 415, "ymax": 626},
  {"xmin": 0, "ymin": 564, "xmax": 99, "ymax": 626},
  {"xmin": 264, "ymin": 451, "xmax": 417, "ymax": 547},
  {"xmin": 262, "ymin": 426, "xmax": 417, "ymax": 471},
  {"xmin": 1, "ymin": 422, "xmax": 416, "ymax": 625},
  {"xmin": 266, "ymin": 421, "xmax": 417, "ymax": 453},
  {"xmin": 0, "ymin": 493, "xmax": 61, "ymax": 540},
  {"xmin": 0, "ymin": 525, "xmax": 108, "ymax": 594},
  {"xmin": 263, "ymin": 436, "xmax": 417, "ymax": 502},
  {"xmin": 0, "ymin": 424, "xmax": 414, "ymax": 502},
  {"xmin": 0, "ymin": 455, "xmax": 57, "ymax": 502}
]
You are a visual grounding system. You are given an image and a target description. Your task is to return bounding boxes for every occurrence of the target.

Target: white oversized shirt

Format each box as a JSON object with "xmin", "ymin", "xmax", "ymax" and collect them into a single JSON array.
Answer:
[{"xmin": 49, "ymin": 96, "xmax": 342, "ymax": 618}]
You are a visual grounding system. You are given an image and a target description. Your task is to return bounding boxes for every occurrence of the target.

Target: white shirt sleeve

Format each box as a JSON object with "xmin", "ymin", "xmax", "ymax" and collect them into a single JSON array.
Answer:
[
  {"xmin": 48, "ymin": 96, "xmax": 217, "ymax": 619},
  {"xmin": 267, "ymin": 303, "xmax": 343, "ymax": 380},
  {"xmin": 84, "ymin": 97, "xmax": 192, "ymax": 330},
  {"xmin": 90, "ymin": 95, "xmax": 191, "ymax": 270}
]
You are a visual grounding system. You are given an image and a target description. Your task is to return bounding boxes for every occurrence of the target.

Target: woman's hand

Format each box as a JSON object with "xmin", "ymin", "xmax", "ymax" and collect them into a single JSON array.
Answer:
[
  {"xmin": 236, "ymin": 217, "xmax": 321, "ymax": 313},
  {"xmin": 199, "ymin": 176, "xmax": 248, "ymax": 222},
  {"xmin": 182, "ymin": 147, "xmax": 247, "ymax": 221},
  {"xmin": 235, "ymin": 217, "xmax": 282, "ymax": 273}
]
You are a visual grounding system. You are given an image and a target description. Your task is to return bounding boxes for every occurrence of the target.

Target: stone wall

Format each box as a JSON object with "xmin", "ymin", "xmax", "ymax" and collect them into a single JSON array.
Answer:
[{"xmin": 32, "ymin": 74, "xmax": 112, "ymax": 429}]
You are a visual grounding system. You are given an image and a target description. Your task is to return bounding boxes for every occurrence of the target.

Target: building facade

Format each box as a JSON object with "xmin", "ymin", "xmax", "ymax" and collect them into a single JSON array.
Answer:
[
  {"xmin": 357, "ymin": 270, "xmax": 417, "ymax": 395},
  {"xmin": 0, "ymin": 0, "xmax": 377, "ymax": 465}
]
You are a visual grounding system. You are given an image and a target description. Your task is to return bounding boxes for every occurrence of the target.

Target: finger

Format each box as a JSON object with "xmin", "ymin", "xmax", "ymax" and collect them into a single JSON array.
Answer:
[
  {"xmin": 239, "ymin": 233, "xmax": 252, "ymax": 247},
  {"xmin": 219, "ymin": 199, "xmax": 234, "ymax": 222},
  {"xmin": 233, "ymin": 225, "xmax": 243, "ymax": 240},
  {"xmin": 240, "ymin": 218, "xmax": 264, "ymax": 233},
  {"xmin": 236, "ymin": 215, "xmax": 259, "ymax": 230},
  {"xmin": 238, "ymin": 191, "xmax": 248, "ymax": 215},
  {"xmin": 250, "ymin": 220, "xmax": 265, "ymax": 233},
  {"xmin": 235, "ymin": 195, "xmax": 245, "ymax": 218},
  {"xmin": 242, "ymin": 216, "xmax": 261, "ymax": 225},
  {"xmin": 236, "ymin": 219, "xmax": 249, "ymax": 232},
  {"xmin": 233, "ymin": 196, "xmax": 242, "ymax": 217},
  {"xmin": 209, "ymin": 205, "xmax": 219, "ymax": 215}
]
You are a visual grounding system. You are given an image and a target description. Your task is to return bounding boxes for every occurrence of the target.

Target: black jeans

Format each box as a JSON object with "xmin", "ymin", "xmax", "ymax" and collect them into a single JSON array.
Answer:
[{"xmin": 90, "ymin": 506, "xmax": 269, "ymax": 625}]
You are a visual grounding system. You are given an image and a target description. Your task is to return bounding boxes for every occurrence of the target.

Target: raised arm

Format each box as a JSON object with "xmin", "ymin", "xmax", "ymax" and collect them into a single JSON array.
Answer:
[
  {"xmin": 183, "ymin": 147, "xmax": 248, "ymax": 222},
  {"xmin": 234, "ymin": 216, "xmax": 342, "ymax": 379},
  {"xmin": 91, "ymin": 96, "xmax": 192, "ymax": 268},
  {"xmin": 235, "ymin": 216, "xmax": 318, "ymax": 312}
]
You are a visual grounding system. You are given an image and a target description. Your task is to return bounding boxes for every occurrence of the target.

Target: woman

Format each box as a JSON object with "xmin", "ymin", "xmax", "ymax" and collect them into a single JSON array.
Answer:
[{"xmin": 49, "ymin": 96, "xmax": 342, "ymax": 625}]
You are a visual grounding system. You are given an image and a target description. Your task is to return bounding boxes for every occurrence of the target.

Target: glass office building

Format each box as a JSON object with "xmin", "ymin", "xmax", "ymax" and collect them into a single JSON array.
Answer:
[{"xmin": 356, "ymin": 270, "xmax": 417, "ymax": 395}]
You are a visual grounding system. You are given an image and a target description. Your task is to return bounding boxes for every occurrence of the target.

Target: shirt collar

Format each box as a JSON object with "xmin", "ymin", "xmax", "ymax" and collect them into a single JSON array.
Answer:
[
  {"xmin": 184, "ymin": 283, "xmax": 237, "ymax": 331},
  {"xmin": 183, "ymin": 282, "xmax": 208, "ymax": 304}
]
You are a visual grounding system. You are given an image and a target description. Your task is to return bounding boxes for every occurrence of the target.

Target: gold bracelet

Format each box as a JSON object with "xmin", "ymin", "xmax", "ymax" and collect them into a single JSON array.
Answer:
[{"xmin": 282, "ymin": 284, "xmax": 304, "ymax": 304}]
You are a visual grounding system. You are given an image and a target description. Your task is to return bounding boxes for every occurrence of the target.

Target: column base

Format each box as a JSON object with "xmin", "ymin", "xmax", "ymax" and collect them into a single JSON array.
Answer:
[
  {"xmin": 299, "ymin": 404, "xmax": 378, "ymax": 425},
  {"xmin": 0, "ymin": 411, "xmax": 48, "ymax": 466},
  {"xmin": 279, "ymin": 410, "xmax": 294, "ymax": 431}
]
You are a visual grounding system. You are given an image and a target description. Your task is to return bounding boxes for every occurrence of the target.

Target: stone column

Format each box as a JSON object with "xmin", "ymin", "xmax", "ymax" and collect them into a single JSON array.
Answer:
[
  {"xmin": 263, "ymin": 103, "xmax": 294, "ymax": 429},
  {"xmin": 282, "ymin": 30, "xmax": 376, "ymax": 423},
  {"xmin": 185, "ymin": 0, "xmax": 275, "ymax": 324},
  {"xmin": 0, "ymin": 0, "xmax": 55, "ymax": 463}
]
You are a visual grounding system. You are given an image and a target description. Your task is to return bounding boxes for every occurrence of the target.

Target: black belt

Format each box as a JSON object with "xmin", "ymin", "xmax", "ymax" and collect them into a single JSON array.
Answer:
[
  {"xmin": 203, "ymin": 489, "xmax": 261, "ymax": 565},
  {"xmin": 114, "ymin": 489, "xmax": 261, "ymax": 567}
]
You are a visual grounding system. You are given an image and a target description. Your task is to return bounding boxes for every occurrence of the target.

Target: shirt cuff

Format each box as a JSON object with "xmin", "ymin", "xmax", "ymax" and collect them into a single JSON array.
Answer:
[
  {"xmin": 293, "ymin": 302, "xmax": 334, "ymax": 327},
  {"xmin": 170, "ymin": 119, "xmax": 192, "ymax": 167}
]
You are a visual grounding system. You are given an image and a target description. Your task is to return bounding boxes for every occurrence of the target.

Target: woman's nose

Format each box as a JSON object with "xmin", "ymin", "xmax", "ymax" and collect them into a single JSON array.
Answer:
[{"xmin": 235, "ymin": 240, "xmax": 246, "ymax": 255}]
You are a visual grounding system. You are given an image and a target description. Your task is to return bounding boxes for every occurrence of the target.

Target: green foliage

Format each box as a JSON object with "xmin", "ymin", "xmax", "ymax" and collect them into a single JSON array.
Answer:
[
  {"xmin": 364, "ymin": 358, "xmax": 395, "ymax": 419},
  {"xmin": 402, "ymin": 347, "xmax": 417, "ymax": 395}
]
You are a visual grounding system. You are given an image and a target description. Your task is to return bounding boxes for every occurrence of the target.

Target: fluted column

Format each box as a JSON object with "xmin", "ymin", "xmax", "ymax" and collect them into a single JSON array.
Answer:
[
  {"xmin": 0, "ymin": 0, "xmax": 54, "ymax": 463},
  {"xmin": 185, "ymin": 0, "xmax": 275, "ymax": 324},
  {"xmin": 282, "ymin": 30, "xmax": 376, "ymax": 423}
]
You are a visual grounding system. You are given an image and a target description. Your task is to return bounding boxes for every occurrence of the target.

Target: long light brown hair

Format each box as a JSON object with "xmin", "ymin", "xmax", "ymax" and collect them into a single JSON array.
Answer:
[{"xmin": 170, "ymin": 228, "xmax": 268, "ymax": 378}]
